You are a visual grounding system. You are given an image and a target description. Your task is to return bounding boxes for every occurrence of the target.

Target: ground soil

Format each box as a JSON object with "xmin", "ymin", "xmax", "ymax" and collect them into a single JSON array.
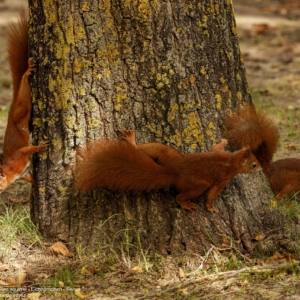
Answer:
[{"xmin": 0, "ymin": 0, "xmax": 300, "ymax": 299}]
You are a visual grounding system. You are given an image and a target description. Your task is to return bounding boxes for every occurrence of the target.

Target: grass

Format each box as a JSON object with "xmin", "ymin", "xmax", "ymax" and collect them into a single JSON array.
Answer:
[{"xmin": 0, "ymin": 205, "xmax": 42, "ymax": 246}]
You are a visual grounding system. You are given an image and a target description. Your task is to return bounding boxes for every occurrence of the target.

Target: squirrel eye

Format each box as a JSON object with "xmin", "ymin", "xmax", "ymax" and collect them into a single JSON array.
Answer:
[{"xmin": 252, "ymin": 163, "xmax": 257, "ymax": 168}]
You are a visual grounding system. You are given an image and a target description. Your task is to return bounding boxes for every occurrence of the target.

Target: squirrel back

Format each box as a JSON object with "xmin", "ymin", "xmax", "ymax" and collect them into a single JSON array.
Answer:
[
  {"xmin": 224, "ymin": 104, "xmax": 279, "ymax": 174},
  {"xmin": 75, "ymin": 140, "xmax": 176, "ymax": 193},
  {"xmin": 268, "ymin": 158, "xmax": 300, "ymax": 200},
  {"xmin": 7, "ymin": 8, "xmax": 28, "ymax": 102}
]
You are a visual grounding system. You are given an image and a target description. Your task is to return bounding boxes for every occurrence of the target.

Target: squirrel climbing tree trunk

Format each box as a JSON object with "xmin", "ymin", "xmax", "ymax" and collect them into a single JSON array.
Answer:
[{"xmin": 28, "ymin": 0, "xmax": 287, "ymax": 254}]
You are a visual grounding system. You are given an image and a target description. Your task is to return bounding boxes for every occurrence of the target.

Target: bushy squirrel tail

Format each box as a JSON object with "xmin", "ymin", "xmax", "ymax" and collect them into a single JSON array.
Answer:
[
  {"xmin": 224, "ymin": 104, "xmax": 279, "ymax": 174},
  {"xmin": 7, "ymin": 8, "xmax": 28, "ymax": 101},
  {"xmin": 75, "ymin": 140, "xmax": 176, "ymax": 193}
]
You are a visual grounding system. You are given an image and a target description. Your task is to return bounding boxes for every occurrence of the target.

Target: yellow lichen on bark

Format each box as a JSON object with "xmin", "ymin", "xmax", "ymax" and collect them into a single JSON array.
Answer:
[{"xmin": 215, "ymin": 94, "xmax": 222, "ymax": 109}]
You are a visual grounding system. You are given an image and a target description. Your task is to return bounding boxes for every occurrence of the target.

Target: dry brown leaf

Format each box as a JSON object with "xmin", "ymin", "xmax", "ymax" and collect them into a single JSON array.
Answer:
[
  {"xmin": 0, "ymin": 264, "xmax": 10, "ymax": 271},
  {"xmin": 74, "ymin": 289, "xmax": 89, "ymax": 299},
  {"xmin": 49, "ymin": 242, "xmax": 74, "ymax": 257},
  {"xmin": 253, "ymin": 233, "xmax": 267, "ymax": 241}
]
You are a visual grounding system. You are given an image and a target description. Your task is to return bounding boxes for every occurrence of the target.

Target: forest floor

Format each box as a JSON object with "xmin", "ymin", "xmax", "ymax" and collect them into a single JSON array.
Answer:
[{"xmin": 0, "ymin": 0, "xmax": 300, "ymax": 299}]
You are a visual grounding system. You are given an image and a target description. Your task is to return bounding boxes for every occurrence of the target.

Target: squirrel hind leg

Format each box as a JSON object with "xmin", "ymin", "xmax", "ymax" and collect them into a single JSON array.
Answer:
[
  {"xmin": 206, "ymin": 181, "xmax": 230, "ymax": 214},
  {"xmin": 175, "ymin": 195, "xmax": 198, "ymax": 212},
  {"xmin": 176, "ymin": 182, "xmax": 211, "ymax": 212}
]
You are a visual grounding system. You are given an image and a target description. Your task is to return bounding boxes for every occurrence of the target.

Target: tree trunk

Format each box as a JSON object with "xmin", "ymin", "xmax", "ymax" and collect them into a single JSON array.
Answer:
[{"xmin": 28, "ymin": 0, "xmax": 288, "ymax": 254}]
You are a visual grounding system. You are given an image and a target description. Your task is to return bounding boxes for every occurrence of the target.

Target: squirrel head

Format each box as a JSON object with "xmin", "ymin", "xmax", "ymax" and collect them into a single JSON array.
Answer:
[{"xmin": 240, "ymin": 146, "xmax": 261, "ymax": 173}]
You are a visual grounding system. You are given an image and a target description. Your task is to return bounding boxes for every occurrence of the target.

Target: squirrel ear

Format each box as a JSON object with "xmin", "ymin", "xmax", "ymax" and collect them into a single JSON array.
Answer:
[
  {"xmin": 244, "ymin": 149, "xmax": 250, "ymax": 158},
  {"xmin": 242, "ymin": 149, "xmax": 251, "ymax": 164}
]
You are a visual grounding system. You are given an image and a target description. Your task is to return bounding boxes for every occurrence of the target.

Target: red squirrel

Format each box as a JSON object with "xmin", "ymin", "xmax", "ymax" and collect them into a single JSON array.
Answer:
[
  {"xmin": 75, "ymin": 130, "xmax": 260, "ymax": 213},
  {"xmin": 224, "ymin": 104, "xmax": 300, "ymax": 200},
  {"xmin": 0, "ymin": 11, "xmax": 47, "ymax": 191}
]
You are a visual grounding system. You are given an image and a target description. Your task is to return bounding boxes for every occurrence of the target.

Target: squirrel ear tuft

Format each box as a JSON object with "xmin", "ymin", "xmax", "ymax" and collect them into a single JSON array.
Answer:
[{"xmin": 243, "ymin": 149, "xmax": 250, "ymax": 159}]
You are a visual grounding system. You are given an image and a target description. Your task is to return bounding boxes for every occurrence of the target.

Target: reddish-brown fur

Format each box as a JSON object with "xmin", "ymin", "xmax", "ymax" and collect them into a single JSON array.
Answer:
[
  {"xmin": 0, "ymin": 10, "xmax": 47, "ymax": 191},
  {"xmin": 224, "ymin": 104, "xmax": 300, "ymax": 200},
  {"xmin": 76, "ymin": 130, "xmax": 260, "ymax": 213},
  {"xmin": 268, "ymin": 159, "xmax": 300, "ymax": 200},
  {"xmin": 224, "ymin": 104, "xmax": 279, "ymax": 173}
]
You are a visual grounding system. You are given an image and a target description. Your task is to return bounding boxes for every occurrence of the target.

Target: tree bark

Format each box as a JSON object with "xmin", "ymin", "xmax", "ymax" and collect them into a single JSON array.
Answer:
[{"xmin": 28, "ymin": 0, "xmax": 288, "ymax": 254}]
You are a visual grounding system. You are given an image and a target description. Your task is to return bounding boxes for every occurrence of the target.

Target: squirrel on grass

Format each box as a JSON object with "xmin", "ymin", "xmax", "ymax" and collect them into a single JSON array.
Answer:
[
  {"xmin": 224, "ymin": 104, "xmax": 300, "ymax": 200},
  {"xmin": 75, "ymin": 130, "xmax": 260, "ymax": 213},
  {"xmin": 0, "ymin": 11, "xmax": 47, "ymax": 191}
]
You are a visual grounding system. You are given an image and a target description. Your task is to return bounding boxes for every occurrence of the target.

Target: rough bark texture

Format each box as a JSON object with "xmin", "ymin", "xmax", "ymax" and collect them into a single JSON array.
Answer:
[{"xmin": 28, "ymin": 0, "xmax": 288, "ymax": 254}]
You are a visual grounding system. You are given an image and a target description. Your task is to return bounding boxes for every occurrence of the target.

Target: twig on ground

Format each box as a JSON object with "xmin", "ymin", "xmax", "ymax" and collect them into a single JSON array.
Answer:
[{"xmin": 136, "ymin": 261, "xmax": 299, "ymax": 300}]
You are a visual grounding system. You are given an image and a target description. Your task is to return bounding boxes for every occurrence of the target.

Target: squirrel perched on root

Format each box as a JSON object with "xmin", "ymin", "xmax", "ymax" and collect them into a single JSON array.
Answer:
[
  {"xmin": 75, "ymin": 130, "xmax": 260, "ymax": 213},
  {"xmin": 224, "ymin": 104, "xmax": 300, "ymax": 200},
  {"xmin": 0, "ymin": 11, "xmax": 47, "ymax": 191}
]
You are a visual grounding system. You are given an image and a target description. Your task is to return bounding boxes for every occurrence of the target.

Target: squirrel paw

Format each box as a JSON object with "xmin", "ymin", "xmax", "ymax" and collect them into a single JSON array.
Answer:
[
  {"xmin": 119, "ymin": 129, "xmax": 136, "ymax": 146},
  {"xmin": 26, "ymin": 58, "xmax": 36, "ymax": 77},
  {"xmin": 177, "ymin": 200, "xmax": 197, "ymax": 212},
  {"xmin": 207, "ymin": 206, "xmax": 219, "ymax": 214},
  {"xmin": 39, "ymin": 141, "xmax": 49, "ymax": 151}
]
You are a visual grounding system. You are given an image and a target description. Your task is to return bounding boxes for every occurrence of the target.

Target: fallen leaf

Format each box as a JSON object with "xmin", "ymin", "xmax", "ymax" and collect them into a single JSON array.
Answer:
[
  {"xmin": 49, "ymin": 242, "xmax": 74, "ymax": 257},
  {"xmin": 74, "ymin": 289, "xmax": 89, "ymax": 299},
  {"xmin": 253, "ymin": 233, "xmax": 266, "ymax": 241}
]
